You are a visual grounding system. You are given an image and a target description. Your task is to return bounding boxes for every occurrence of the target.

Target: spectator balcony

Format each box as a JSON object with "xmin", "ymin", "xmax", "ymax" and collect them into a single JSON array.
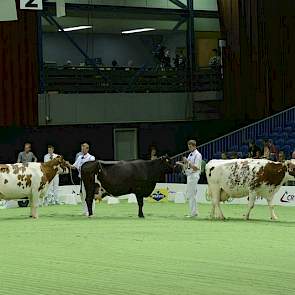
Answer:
[{"xmin": 43, "ymin": 65, "xmax": 222, "ymax": 94}]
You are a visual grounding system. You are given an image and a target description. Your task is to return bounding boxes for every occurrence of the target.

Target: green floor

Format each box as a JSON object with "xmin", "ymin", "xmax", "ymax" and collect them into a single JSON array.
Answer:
[{"xmin": 0, "ymin": 201, "xmax": 295, "ymax": 295}]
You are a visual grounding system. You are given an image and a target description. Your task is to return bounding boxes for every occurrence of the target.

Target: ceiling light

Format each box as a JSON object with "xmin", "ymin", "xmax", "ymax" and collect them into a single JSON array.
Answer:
[
  {"xmin": 122, "ymin": 28, "xmax": 156, "ymax": 34},
  {"xmin": 58, "ymin": 25, "xmax": 92, "ymax": 32}
]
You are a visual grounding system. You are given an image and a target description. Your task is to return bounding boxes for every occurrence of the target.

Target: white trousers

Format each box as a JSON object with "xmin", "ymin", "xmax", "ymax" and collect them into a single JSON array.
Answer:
[
  {"xmin": 44, "ymin": 175, "xmax": 59, "ymax": 205},
  {"xmin": 186, "ymin": 173, "xmax": 200, "ymax": 216},
  {"xmin": 81, "ymin": 181, "xmax": 95, "ymax": 216}
]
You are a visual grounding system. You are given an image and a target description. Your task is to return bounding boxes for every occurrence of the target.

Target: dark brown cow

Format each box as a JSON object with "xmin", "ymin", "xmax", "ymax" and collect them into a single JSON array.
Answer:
[{"xmin": 81, "ymin": 156, "xmax": 175, "ymax": 218}]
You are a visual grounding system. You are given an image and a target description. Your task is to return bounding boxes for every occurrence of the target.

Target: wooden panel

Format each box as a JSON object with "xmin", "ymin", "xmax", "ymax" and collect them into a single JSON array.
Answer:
[
  {"xmin": 217, "ymin": 0, "xmax": 295, "ymax": 121},
  {"xmin": 0, "ymin": 1, "xmax": 38, "ymax": 126}
]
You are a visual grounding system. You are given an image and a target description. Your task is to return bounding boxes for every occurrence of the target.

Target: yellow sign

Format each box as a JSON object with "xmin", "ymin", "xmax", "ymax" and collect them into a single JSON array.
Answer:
[{"xmin": 148, "ymin": 188, "xmax": 169, "ymax": 202}]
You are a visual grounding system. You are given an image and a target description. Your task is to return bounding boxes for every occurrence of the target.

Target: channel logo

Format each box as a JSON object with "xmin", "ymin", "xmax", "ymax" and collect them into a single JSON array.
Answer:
[{"xmin": 280, "ymin": 191, "xmax": 295, "ymax": 203}]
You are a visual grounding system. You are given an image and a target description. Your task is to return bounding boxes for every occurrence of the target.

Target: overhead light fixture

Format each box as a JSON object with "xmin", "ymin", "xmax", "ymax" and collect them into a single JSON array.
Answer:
[
  {"xmin": 58, "ymin": 25, "xmax": 92, "ymax": 32},
  {"xmin": 122, "ymin": 28, "xmax": 155, "ymax": 34}
]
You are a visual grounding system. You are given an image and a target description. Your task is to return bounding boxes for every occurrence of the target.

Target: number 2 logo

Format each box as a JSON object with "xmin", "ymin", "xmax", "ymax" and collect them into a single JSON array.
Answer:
[{"xmin": 25, "ymin": 0, "xmax": 38, "ymax": 8}]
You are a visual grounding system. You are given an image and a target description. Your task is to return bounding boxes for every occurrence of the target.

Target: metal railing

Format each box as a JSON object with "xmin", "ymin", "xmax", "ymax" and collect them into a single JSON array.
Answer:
[
  {"xmin": 44, "ymin": 66, "xmax": 222, "ymax": 93},
  {"xmin": 167, "ymin": 106, "xmax": 295, "ymax": 182}
]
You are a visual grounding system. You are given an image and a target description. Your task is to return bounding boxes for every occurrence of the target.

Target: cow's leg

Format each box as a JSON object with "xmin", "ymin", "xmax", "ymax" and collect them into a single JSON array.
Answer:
[
  {"xmin": 86, "ymin": 196, "xmax": 95, "ymax": 217},
  {"xmin": 30, "ymin": 193, "xmax": 39, "ymax": 219},
  {"xmin": 244, "ymin": 192, "xmax": 256, "ymax": 220},
  {"xmin": 136, "ymin": 195, "xmax": 144, "ymax": 218},
  {"xmin": 267, "ymin": 197, "xmax": 277, "ymax": 220},
  {"xmin": 210, "ymin": 186, "xmax": 224, "ymax": 220},
  {"xmin": 80, "ymin": 181, "xmax": 95, "ymax": 217},
  {"xmin": 216, "ymin": 201, "xmax": 224, "ymax": 220},
  {"xmin": 81, "ymin": 177, "xmax": 96, "ymax": 217}
]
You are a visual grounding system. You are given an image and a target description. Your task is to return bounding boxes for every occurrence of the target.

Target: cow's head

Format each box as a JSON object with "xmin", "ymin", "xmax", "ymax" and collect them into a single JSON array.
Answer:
[
  {"xmin": 286, "ymin": 159, "xmax": 295, "ymax": 179},
  {"xmin": 52, "ymin": 156, "xmax": 70, "ymax": 175},
  {"xmin": 159, "ymin": 155, "xmax": 175, "ymax": 173}
]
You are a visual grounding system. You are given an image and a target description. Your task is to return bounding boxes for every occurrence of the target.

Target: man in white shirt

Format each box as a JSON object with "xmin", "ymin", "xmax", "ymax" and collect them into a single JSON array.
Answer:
[
  {"xmin": 68, "ymin": 143, "xmax": 95, "ymax": 216},
  {"xmin": 75, "ymin": 144, "xmax": 83, "ymax": 162},
  {"xmin": 182, "ymin": 140, "xmax": 202, "ymax": 217},
  {"xmin": 44, "ymin": 145, "xmax": 59, "ymax": 205}
]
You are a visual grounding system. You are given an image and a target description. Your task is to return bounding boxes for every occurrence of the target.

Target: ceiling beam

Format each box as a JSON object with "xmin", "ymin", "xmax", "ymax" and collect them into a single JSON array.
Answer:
[
  {"xmin": 172, "ymin": 18, "xmax": 186, "ymax": 31},
  {"xmin": 168, "ymin": 0, "xmax": 187, "ymax": 9},
  {"xmin": 43, "ymin": 2, "xmax": 219, "ymax": 19},
  {"xmin": 193, "ymin": 10, "xmax": 219, "ymax": 18}
]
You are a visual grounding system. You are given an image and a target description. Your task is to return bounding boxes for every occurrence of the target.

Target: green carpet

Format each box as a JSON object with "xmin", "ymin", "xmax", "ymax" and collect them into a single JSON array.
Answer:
[{"xmin": 0, "ymin": 202, "xmax": 295, "ymax": 295}]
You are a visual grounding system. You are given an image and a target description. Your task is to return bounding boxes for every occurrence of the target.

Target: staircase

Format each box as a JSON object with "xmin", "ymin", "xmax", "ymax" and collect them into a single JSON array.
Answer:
[{"xmin": 167, "ymin": 106, "xmax": 295, "ymax": 182}]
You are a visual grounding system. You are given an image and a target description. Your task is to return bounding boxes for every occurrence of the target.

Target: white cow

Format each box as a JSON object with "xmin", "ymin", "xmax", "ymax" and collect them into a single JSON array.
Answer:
[
  {"xmin": 206, "ymin": 159, "xmax": 295, "ymax": 220},
  {"xmin": 0, "ymin": 156, "xmax": 69, "ymax": 218}
]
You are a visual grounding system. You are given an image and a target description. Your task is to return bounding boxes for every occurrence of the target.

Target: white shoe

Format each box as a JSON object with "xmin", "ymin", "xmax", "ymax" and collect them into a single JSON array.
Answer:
[{"xmin": 185, "ymin": 214, "xmax": 198, "ymax": 218}]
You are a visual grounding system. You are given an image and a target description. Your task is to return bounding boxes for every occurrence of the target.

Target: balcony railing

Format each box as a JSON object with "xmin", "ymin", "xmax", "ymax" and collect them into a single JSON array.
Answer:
[{"xmin": 43, "ymin": 65, "xmax": 222, "ymax": 93}]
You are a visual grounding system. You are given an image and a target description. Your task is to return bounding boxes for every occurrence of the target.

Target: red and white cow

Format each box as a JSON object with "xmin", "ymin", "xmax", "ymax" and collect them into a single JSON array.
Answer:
[
  {"xmin": 0, "ymin": 156, "xmax": 69, "ymax": 219},
  {"xmin": 206, "ymin": 159, "xmax": 295, "ymax": 220}
]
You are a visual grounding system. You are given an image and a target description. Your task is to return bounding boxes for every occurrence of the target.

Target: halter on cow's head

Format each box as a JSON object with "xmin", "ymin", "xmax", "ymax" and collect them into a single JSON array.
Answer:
[
  {"xmin": 47, "ymin": 156, "xmax": 70, "ymax": 175},
  {"xmin": 158, "ymin": 155, "xmax": 175, "ymax": 173}
]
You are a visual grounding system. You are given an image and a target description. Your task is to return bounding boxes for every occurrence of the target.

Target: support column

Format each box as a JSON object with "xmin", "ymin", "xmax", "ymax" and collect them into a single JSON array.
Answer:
[{"xmin": 186, "ymin": 0, "xmax": 196, "ymax": 92}]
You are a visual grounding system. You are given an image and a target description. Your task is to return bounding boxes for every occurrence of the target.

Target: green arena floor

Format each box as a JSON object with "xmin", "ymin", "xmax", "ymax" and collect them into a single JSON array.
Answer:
[{"xmin": 0, "ymin": 201, "xmax": 295, "ymax": 295}]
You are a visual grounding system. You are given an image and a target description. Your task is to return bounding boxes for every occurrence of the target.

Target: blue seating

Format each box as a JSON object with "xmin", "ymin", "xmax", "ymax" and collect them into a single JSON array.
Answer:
[
  {"xmin": 229, "ymin": 145, "xmax": 239, "ymax": 152},
  {"xmin": 285, "ymin": 126, "xmax": 293, "ymax": 133},
  {"xmin": 273, "ymin": 127, "xmax": 282, "ymax": 133},
  {"xmin": 237, "ymin": 152, "xmax": 243, "ymax": 158},
  {"xmin": 275, "ymin": 138, "xmax": 285, "ymax": 147},
  {"xmin": 285, "ymin": 122, "xmax": 295, "ymax": 129},
  {"xmin": 240, "ymin": 145, "xmax": 248, "ymax": 154},
  {"xmin": 223, "ymin": 118, "xmax": 295, "ymax": 161},
  {"xmin": 257, "ymin": 132, "xmax": 268, "ymax": 139},
  {"xmin": 271, "ymin": 132, "xmax": 280, "ymax": 138},
  {"xmin": 281, "ymin": 132, "xmax": 289, "ymax": 139},
  {"xmin": 213, "ymin": 152, "xmax": 221, "ymax": 159},
  {"xmin": 256, "ymin": 139, "xmax": 264, "ymax": 147},
  {"xmin": 287, "ymin": 139, "xmax": 295, "ymax": 146},
  {"xmin": 282, "ymin": 145, "xmax": 291, "ymax": 155}
]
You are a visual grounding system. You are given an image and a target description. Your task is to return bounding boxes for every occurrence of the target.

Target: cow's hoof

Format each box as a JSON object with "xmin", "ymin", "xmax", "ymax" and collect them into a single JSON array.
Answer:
[
  {"xmin": 31, "ymin": 216, "xmax": 38, "ymax": 219},
  {"xmin": 88, "ymin": 215, "xmax": 94, "ymax": 218},
  {"xmin": 138, "ymin": 215, "xmax": 145, "ymax": 218},
  {"xmin": 271, "ymin": 216, "xmax": 278, "ymax": 221}
]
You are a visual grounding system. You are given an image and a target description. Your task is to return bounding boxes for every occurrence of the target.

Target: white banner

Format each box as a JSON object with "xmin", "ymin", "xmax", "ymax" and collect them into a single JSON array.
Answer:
[
  {"xmin": 1, "ymin": 184, "xmax": 290, "ymax": 208},
  {"xmin": 20, "ymin": 0, "xmax": 43, "ymax": 10},
  {"xmin": 155, "ymin": 183, "xmax": 295, "ymax": 207}
]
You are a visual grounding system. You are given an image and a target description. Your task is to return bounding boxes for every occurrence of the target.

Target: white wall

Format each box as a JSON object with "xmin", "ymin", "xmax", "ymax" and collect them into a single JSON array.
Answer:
[{"xmin": 38, "ymin": 92, "xmax": 191, "ymax": 125}]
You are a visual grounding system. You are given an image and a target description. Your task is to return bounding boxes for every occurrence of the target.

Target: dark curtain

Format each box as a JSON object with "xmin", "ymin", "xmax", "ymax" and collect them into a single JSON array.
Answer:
[
  {"xmin": 217, "ymin": 0, "xmax": 295, "ymax": 120},
  {"xmin": 0, "ymin": 2, "xmax": 38, "ymax": 127}
]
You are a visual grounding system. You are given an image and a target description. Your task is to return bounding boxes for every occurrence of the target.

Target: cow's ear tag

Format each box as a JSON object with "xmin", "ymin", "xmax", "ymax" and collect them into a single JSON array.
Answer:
[{"xmin": 166, "ymin": 159, "xmax": 169, "ymax": 162}]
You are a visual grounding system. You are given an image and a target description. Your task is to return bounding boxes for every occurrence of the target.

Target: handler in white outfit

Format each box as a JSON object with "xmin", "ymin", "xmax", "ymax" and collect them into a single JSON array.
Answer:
[
  {"xmin": 68, "ymin": 143, "xmax": 95, "ymax": 216},
  {"xmin": 44, "ymin": 145, "xmax": 59, "ymax": 205},
  {"xmin": 184, "ymin": 140, "xmax": 202, "ymax": 217}
]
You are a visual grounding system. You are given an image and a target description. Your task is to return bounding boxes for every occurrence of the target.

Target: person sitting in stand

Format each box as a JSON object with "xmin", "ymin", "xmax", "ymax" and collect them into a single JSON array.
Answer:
[
  {"xmin": 278, "ymin": 151, "xmax": 285, "ymax": 162},
  {"xmin": 221, "ymin": 152, "xmax": 227, "ymax": 160},
  {"xmin": 248, "ymin": 140, "xmax": 261, "ymax": 158},
  {"xmin": 111, "ymin": 59, "xmax": 118, "ymax": 67}
]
